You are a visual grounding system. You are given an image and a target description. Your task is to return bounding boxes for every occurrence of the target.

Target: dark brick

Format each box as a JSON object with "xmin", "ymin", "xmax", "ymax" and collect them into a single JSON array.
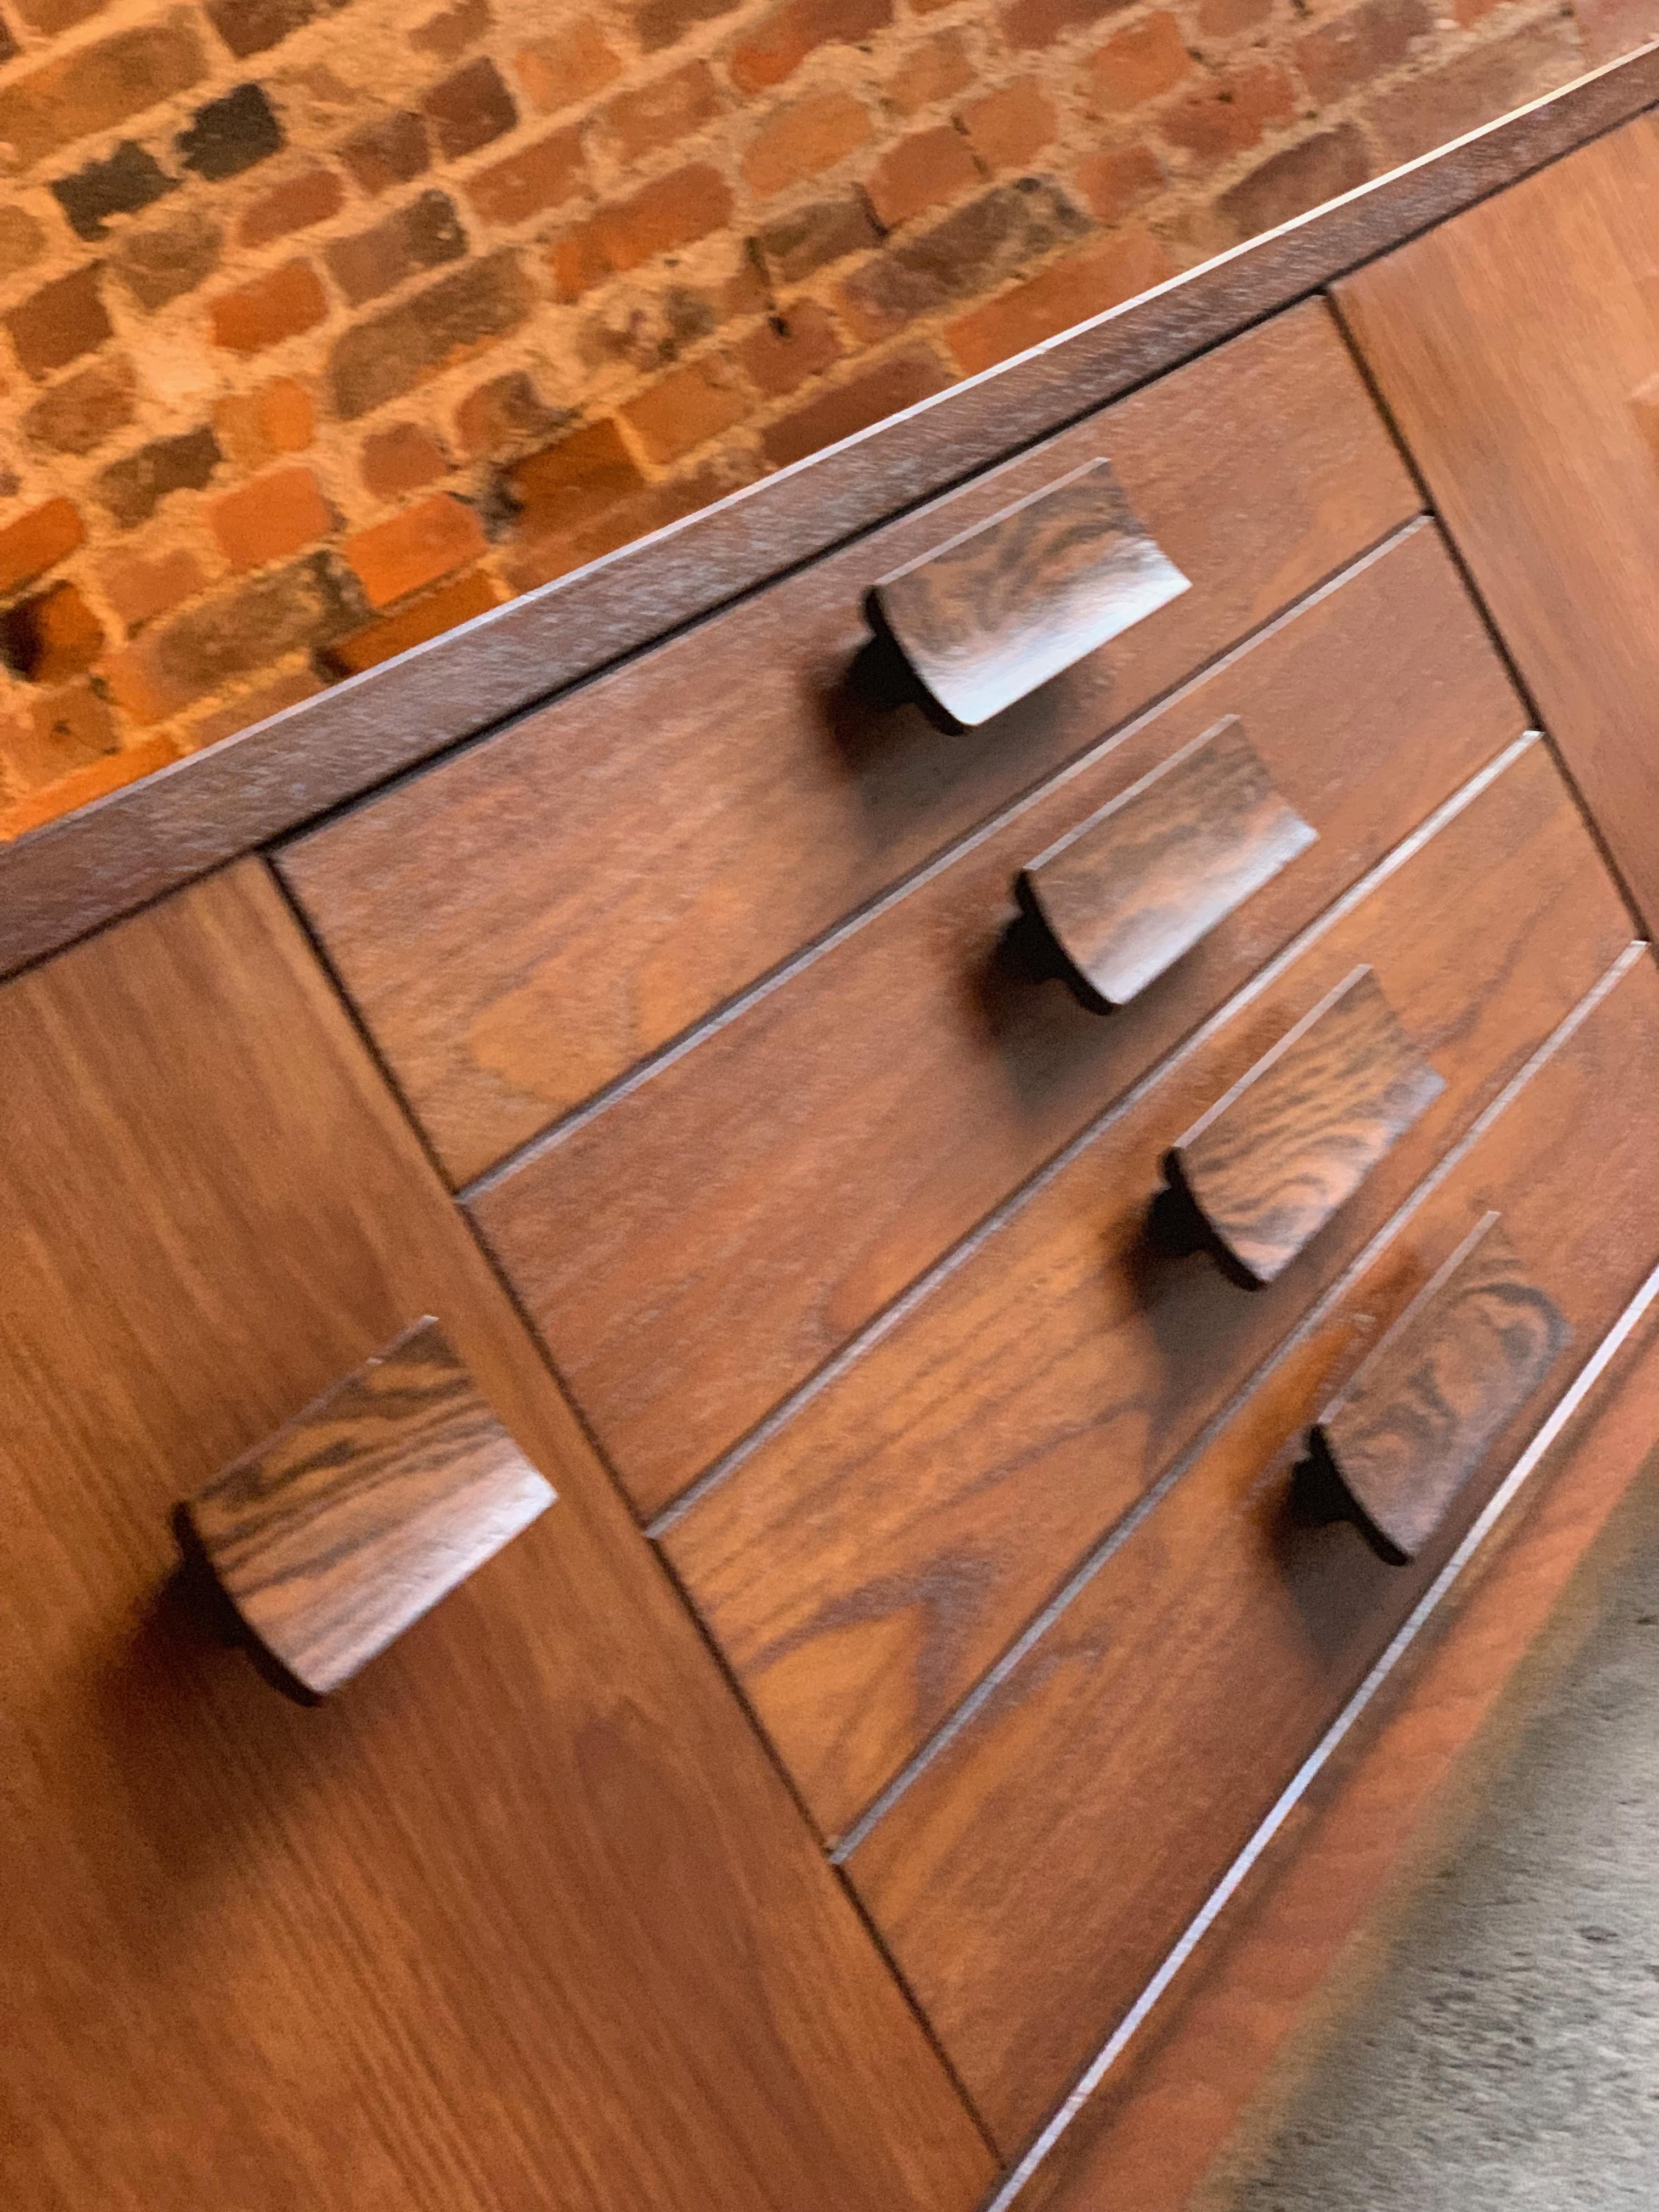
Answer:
[
  {"xmin": 6, "ymin": 266, "xmax": 111, "ymax": 380},
  {"xmin": 15, "ymin": 0, "xmax": 107, "ymax": 30},
  {"xmin": 340, "ymin": 111, "xmax": 430, "ymax": 195},
  {"xmin": 760, "ymin": 345, "xmax": 951, "ymax": 467},
  {"xmin": 635, "ymin": 0, "xmax": 739, "ymax": 48},
  {"xmin": 1296, "ymin": 0, "xmax": 1432, "ymax": 104},
  {"xmin": 0, "ymin": 581, "xmax": 105, "ymax": 685},
  {"xmin": 1215, "ymin": 123, "xmax": 1372, "ymax": 241},
  {"xmin": 754, "ymin": 191, "xmax": 879, "ymax": 283},
  {"xmin": 506, "ymin": 418, "xmax": 646, "ymax": 538},
  {"xmin": 454, "ymin": 368, "xmax": 568, "ymax": 455},
  {"xmin": 207, "ymin": 0, "xmax": 318, "ymax": 57},
  {"xmin": 0, "ymin": 12, "xmax": 15, "ymax": 60},
  {"xmin": 5, "ymin": 681, "xmax": 120, "ymax": 792},
  {"xmin": 178, "ymin": 82, "xmax": 284, "ymax": 181},
  {"xmin": 325, "ymin": 189, "xmax": 467, "ymax": 307},
  {"xmin": 328, "ymin": 250, "xmax": 529, "ymax": 419},
  {"xmin": 422, "ymin": 57, "xmax": 516, "ymax": 160},
  {"xmin": 104, "ymin": 556, "xmax": 359, "ymax": 723},
  {"xmin": 0, "ymin": 20, "xmax": 205, "ymax": 171},
  {"xmin": 839, "ymin": 179, "xmax": 1088, "ymax": 337},
  {"xmin": 112, "ymin": 211, "xmax": 223, "ymax": 312},
  {"xmin": 410, "ymin": 0, "xmax": 489, "ymax": 59},
  {"xmin": 49, "ymin": 143, "xmax": 173, "ymax": 242},
  {"xmin": 22, "ymin": 355, "xmax": 136, "ymax": 455},
  {"xmin": 98, "ymin": 426, "xmax": 223, "ymax": 528},
  {"xmin": 0, "ymin": 207, "xmax": 44, "ymax": 283}
]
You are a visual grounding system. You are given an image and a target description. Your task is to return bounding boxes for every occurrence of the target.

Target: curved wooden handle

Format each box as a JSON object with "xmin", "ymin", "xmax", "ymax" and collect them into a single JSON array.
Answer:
[
  {"xmin": 1015, "ymin": 717, "xmax": 1317, "ymax": 1012},
  {"xmin": 866, "ymin": 457, "xmax": 1190, "ymax": 729},
  {"xmin": 1165, "ymin": 966, "xmax": 1444, "ymax": 1287},
  {"xmin": 1308, "ymin": 1213, "xmax": 1570, "ymax": 1562},
  {"xmin": 174, "ymin": 1318, "xmax": 555, "ymax": 1701}
]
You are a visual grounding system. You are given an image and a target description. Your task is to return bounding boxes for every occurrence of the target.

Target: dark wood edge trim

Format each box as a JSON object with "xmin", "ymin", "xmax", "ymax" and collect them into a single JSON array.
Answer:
[{"xmin": 3, "ymin": 41, "xmax": 1657, "ymax": 984}]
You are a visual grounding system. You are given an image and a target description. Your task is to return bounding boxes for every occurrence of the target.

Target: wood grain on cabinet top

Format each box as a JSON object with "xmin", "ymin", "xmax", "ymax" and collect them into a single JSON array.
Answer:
[
  {"xmin": 473, "ymin": 524, "xmax": 1514, "ymax": 1520},
  {"xmin": 1336, "ymin": 110, "xmax": 1659, "ymax": 936},
  {"xmin": 847, "ymin": 940, "xmax": 1659, "ymax": 2155},
  {"xmin": 661, "ymin": 738, "xmax": 1632, "ymax": 1846},
  {"xmin": 279, "ymin": 301, "xmax": 1417, "ymax": 1187},
  {"xmin": 0, "ymin": 862, "xmax": 994, "ymax": 2212}
]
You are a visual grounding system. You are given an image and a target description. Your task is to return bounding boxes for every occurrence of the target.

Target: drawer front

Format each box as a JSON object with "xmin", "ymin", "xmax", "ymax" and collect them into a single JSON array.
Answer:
[
  {"xmin": 845, "ymin": 940, "xmax": 1659, "ymax": 2155},
  {"xmin": 473, "ymin": 524, "xmax": 1519, "ymax": 1519},
  {"xmin": 663, "ymin": 738, "xmax": 1633, "ymax": 1844},
  {"xmin": 279, "ymin": 300, "xmax": 1417, "ymax": 1187}
]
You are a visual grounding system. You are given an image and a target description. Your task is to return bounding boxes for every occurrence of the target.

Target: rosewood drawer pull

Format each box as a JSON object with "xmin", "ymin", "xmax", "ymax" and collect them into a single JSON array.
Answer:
[
  {"xmin": 1166, "ymin": 965, "xmax": 1444, "ymax": 1287},
  {"xmin": 174, "ymin": 1318, "xmax": 555, "ymax": 1701},
  {"xmin": 1308, "ymin": 1212, "xmax": 1570, "ymax": 1562},
  {"xmin": 866, "ymin": 456, "xmax": 1190, "ymax": 728},
  {"xmin": 1015, "ymin": 716, "xmax": 1317, "ymax": 1011}
]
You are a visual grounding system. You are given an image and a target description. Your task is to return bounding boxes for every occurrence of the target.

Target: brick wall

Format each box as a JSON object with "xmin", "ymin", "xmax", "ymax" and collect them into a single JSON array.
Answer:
[{"xmin": 0, "ymin": 0, "xmax": 1647, "ymax": 837}]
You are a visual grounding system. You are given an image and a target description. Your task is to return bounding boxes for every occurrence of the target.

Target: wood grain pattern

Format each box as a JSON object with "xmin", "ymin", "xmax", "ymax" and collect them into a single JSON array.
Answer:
[
  {"xmin": 281, "ymin": 301, "xmax": 1419, "ymax": 1186},
  {"xmin": 5, "ymin": 48, "xmax": 1655, "ymax": 992},
  {"xmin": 1336, "ymin": 110, "xmax": 1659, "ymax": 935},
  {"xmin": 1308, "ymin": 1212, "xmax": 1569, "ymax": 1564},
  {"xmin": 475, "ymin": 525, "xmax": 1517, "ymax": 1519},
  {"xmin": 662, "ymin": 740, "xmax": 1632, "ymax": 1843},
  {"xmin": 1016, "ymin": 714, "xmax": 1317, "ymax": 1013},
  {"xmin": 1168, "ymin": 965, "xmax": 1445, "ymax": 1288},
  {"xmin": 846, "ymin": 943, "xmax": 1659, "ymax": 2157},
  {"xmin": 1013, "ymin": 1266, "xmax": 1659, "ymax": 2212},
  {"xmin": 0, "ymin": 862, "xmax": 994, "ymax": 2212},
  {"xmin": 868, "ymin": 459, "xmax": 1191, "ymax": 728},
  {"xmin": 178, "ymin": 1318, "xmax": 556, "ymax": 1700}
]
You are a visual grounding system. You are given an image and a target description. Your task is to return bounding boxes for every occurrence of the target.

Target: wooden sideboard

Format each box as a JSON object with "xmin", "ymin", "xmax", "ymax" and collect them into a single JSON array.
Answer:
[{"xmin": 9, "ymin": 47, "xmax": 1659, "ymax": 2212}]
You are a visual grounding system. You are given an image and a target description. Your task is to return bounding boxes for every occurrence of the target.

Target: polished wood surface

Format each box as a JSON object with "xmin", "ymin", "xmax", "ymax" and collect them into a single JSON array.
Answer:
[
  {"xmin": 5, "ymin": 49, "xmax": 1656, "ymax": 992},
  {"xmin": 848, "ymin": 942, "xmax": 1659, "ymax": 2155},
  {"xmin": 1309, "ymin": 1212, "xmax": 1568, "ymax": 1564},
  {"xmin": 663, "ymin": 741, "xmax": 1630, "ymax": 1842},
  {"xmin": 476, "ymin": 526, "xmax": 1514, "ymax": 1518},
  {"xmin": 1169, "ymin": 966, "xmax": 1445, "ymax": 1289},
  {"xmin": 1013, "ymin": 1275, "xmax": 1659, "ymax": 2212},
  {"xmin": 281, "ymin": 302, "xmax": 1418, "ymax": 1186},
  {"xmin": 1018, "ymin": 715, "xmax": 1317, "ymax": 1014},
  {"xmin": 1336, "ymin": 110, "xmax": 1659, "ymax": 934},
  {"xmin": 178, "ymin": 1318, "xmax": 556, "ymax": 1700},
  {"xmin": 0, "ymin": 864, "xmax": 994, "ymax": 2212},
  {"xmin": 868, "ymin": 459, "xmax": 1190, "ymax": 729}
]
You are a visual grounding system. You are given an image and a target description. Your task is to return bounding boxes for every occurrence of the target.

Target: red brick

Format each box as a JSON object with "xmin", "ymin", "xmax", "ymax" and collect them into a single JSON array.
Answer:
[
  {"xmin": 213, "ymin": 376, "xmax": 314, "ymax": 466},
  {"xmin": 0, "ymin": 499, "xmax": 83, "ymax": 596},
  {"xmin": 184, "ymin": 662, "xmax": 325, "ymax": 747},
  {"xmin": 1, "ymin": 582, "xmax": 104, "ymax": 685},
  {"xmin": 0, "ymin": 19, "xmax": 205, "ymax": 172},
  {"xmin": 1076, "ymin": 139, "xmax": 1164, "ymax": 220},
  {"xmin": 888, "ymin": 30, "xmax": 973, "ymax": 113},
  {"xmin": 620, "ymin": 354, "xmax": 748, "ymax": 462},
  {"xmin": 1161, "ymin": 60, "xmax": 1296, "ymax": 164},
  {"xmin": 635, "ymin": 0, "xmax": 740, "ymax": 49},
  {"xmin": 325, "ymin": 567, "xmax": 504, "ymax": 675},
  {"xmin": 239, "ymin": 166, "xmax": 346, "ymax": 250},
  {"xmin": 507, "ymin": 418, "xmax": 647, "ymax": 537},
  {"xmin": 423, "ymin": 57, "xmax": 517, "ymax": 161},
  {"xmin": 410, "ymin": 0, "xmax": 490, "ymax": 61},
  {"xmin": 344, "ymin": 490, "xmax": 487, "ymax": 608},
  {"xmin": 361, "ymin": 421, "xmax": 451, "ymax": 496},
  {"xmin": 742, "ymin": 89, "xmax": 873, "ymax": 198},
  {"xmin": 339, "ymin": 112, "xmax": 430, "ymax": 196},
  {"xmin": 2, "ymin": 679, "xmax": 118, "ymax": 793},
  {"xmin": 22, "ymin": 356, "xmax": 136, "ymax": 456},
  {"xmin": 944, "ymin": 226, "xmax": 1174, "ymax": 373},
  {"xmin": 0, "ymin": 208, "xmax": 44, "ymax": 284},
  {"xmin": 503, "ymin": 459, "xmax": 748, "ymax": 589},
  {"xmin": 99, "ymin": 544, "xmax": 207, "ymax": 632},
  {"xmin": 1576, "ymin": 0, "xmax": 1658, "ymax": 57},
  {"xmin": 325, "ymin": 191, "xmax": 467, "ymax": 308},
  {"xmin": 1215, "ymin": 121, "xmax": 1370, "ymax": 240},
  {"xmin": 1199, "ymin": 0, "xmax": 1271, "ymax": 30},
  {"xmin": 549, "ymin": 165, "xmax": 733, "ymax": 298},
  {"xmin": 466, "ymin": 129, "xmax": 585, "ymax": 226},
  {"xmin": 210, "ymin": 260, "xmax": 329, "ymax": 354},
  {"xmin": 208, "ymin": 466, "xmax": 332, "ymax": 573},
  {"xmin": 1090, "ymin": 13, "xmax": 1192, "ymax": 110},
  {"xmin": 1363, "ymin": 18, "xmax": 1583, "ymax": 166},
  {"xmin": 729, "ymin": 0, "xmax": 893, "ymax": 94},
  {"xmin": 960, "ymin": 80, "xmax": 1057, "ymax": 167},
  {"xmin": 737, "ymin": 300, "xmax": 843, "ymax": 396},
  {"xmin": 601, "ymin": 60, "xmax": 723, "ymax": 163},
  {"xmin": 760, "ymin": 345, "xmax": 951, "ymax": 468},
  {"xmin": 1295, "ymin": 0, "xmax": 1431, "ymax": 105},
  {"xmin": 515, "ymin": 19, "xmax": 623, "ymax": 110},
  {"xmin": 6, "ymin": 266, "xmax": 110, "ymax": 380},
  {"xmin": 999, "ymin": 0, "xmax": 1131, "ymax": 52},
  {"xmin": 0, "ymin": 733, "xmax": 178, "ymax": 840},
  {"xmin": 454, "ymin": 369, "xmax": 567, "ymax": 456},
  {"xmin": 863, "ymin": 125, "xmax": 980, "ymax": 230},
  {"xmin": 16, "ymin": 0, "xmax": 112, "ymax": 34},
  {"xmin": 207, "ymin": 0, "xmax": 315, "ymax": 58}
]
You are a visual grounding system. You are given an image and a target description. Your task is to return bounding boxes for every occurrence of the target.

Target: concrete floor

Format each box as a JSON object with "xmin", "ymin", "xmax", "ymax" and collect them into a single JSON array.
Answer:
[{"xmin": 1217, "ymin": 1473, "xmax": 1659, "ymax": 2211}]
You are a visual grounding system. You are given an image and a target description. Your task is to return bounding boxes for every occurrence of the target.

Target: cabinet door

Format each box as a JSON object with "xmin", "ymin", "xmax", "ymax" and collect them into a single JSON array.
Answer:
[
  {"xmin": 0, "ymin": 860, "xmax": 992, "ymax": 2212},
  {"xmin": 1335, "ymin": 111, "xmax": 1659, "ymax": 933}
]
